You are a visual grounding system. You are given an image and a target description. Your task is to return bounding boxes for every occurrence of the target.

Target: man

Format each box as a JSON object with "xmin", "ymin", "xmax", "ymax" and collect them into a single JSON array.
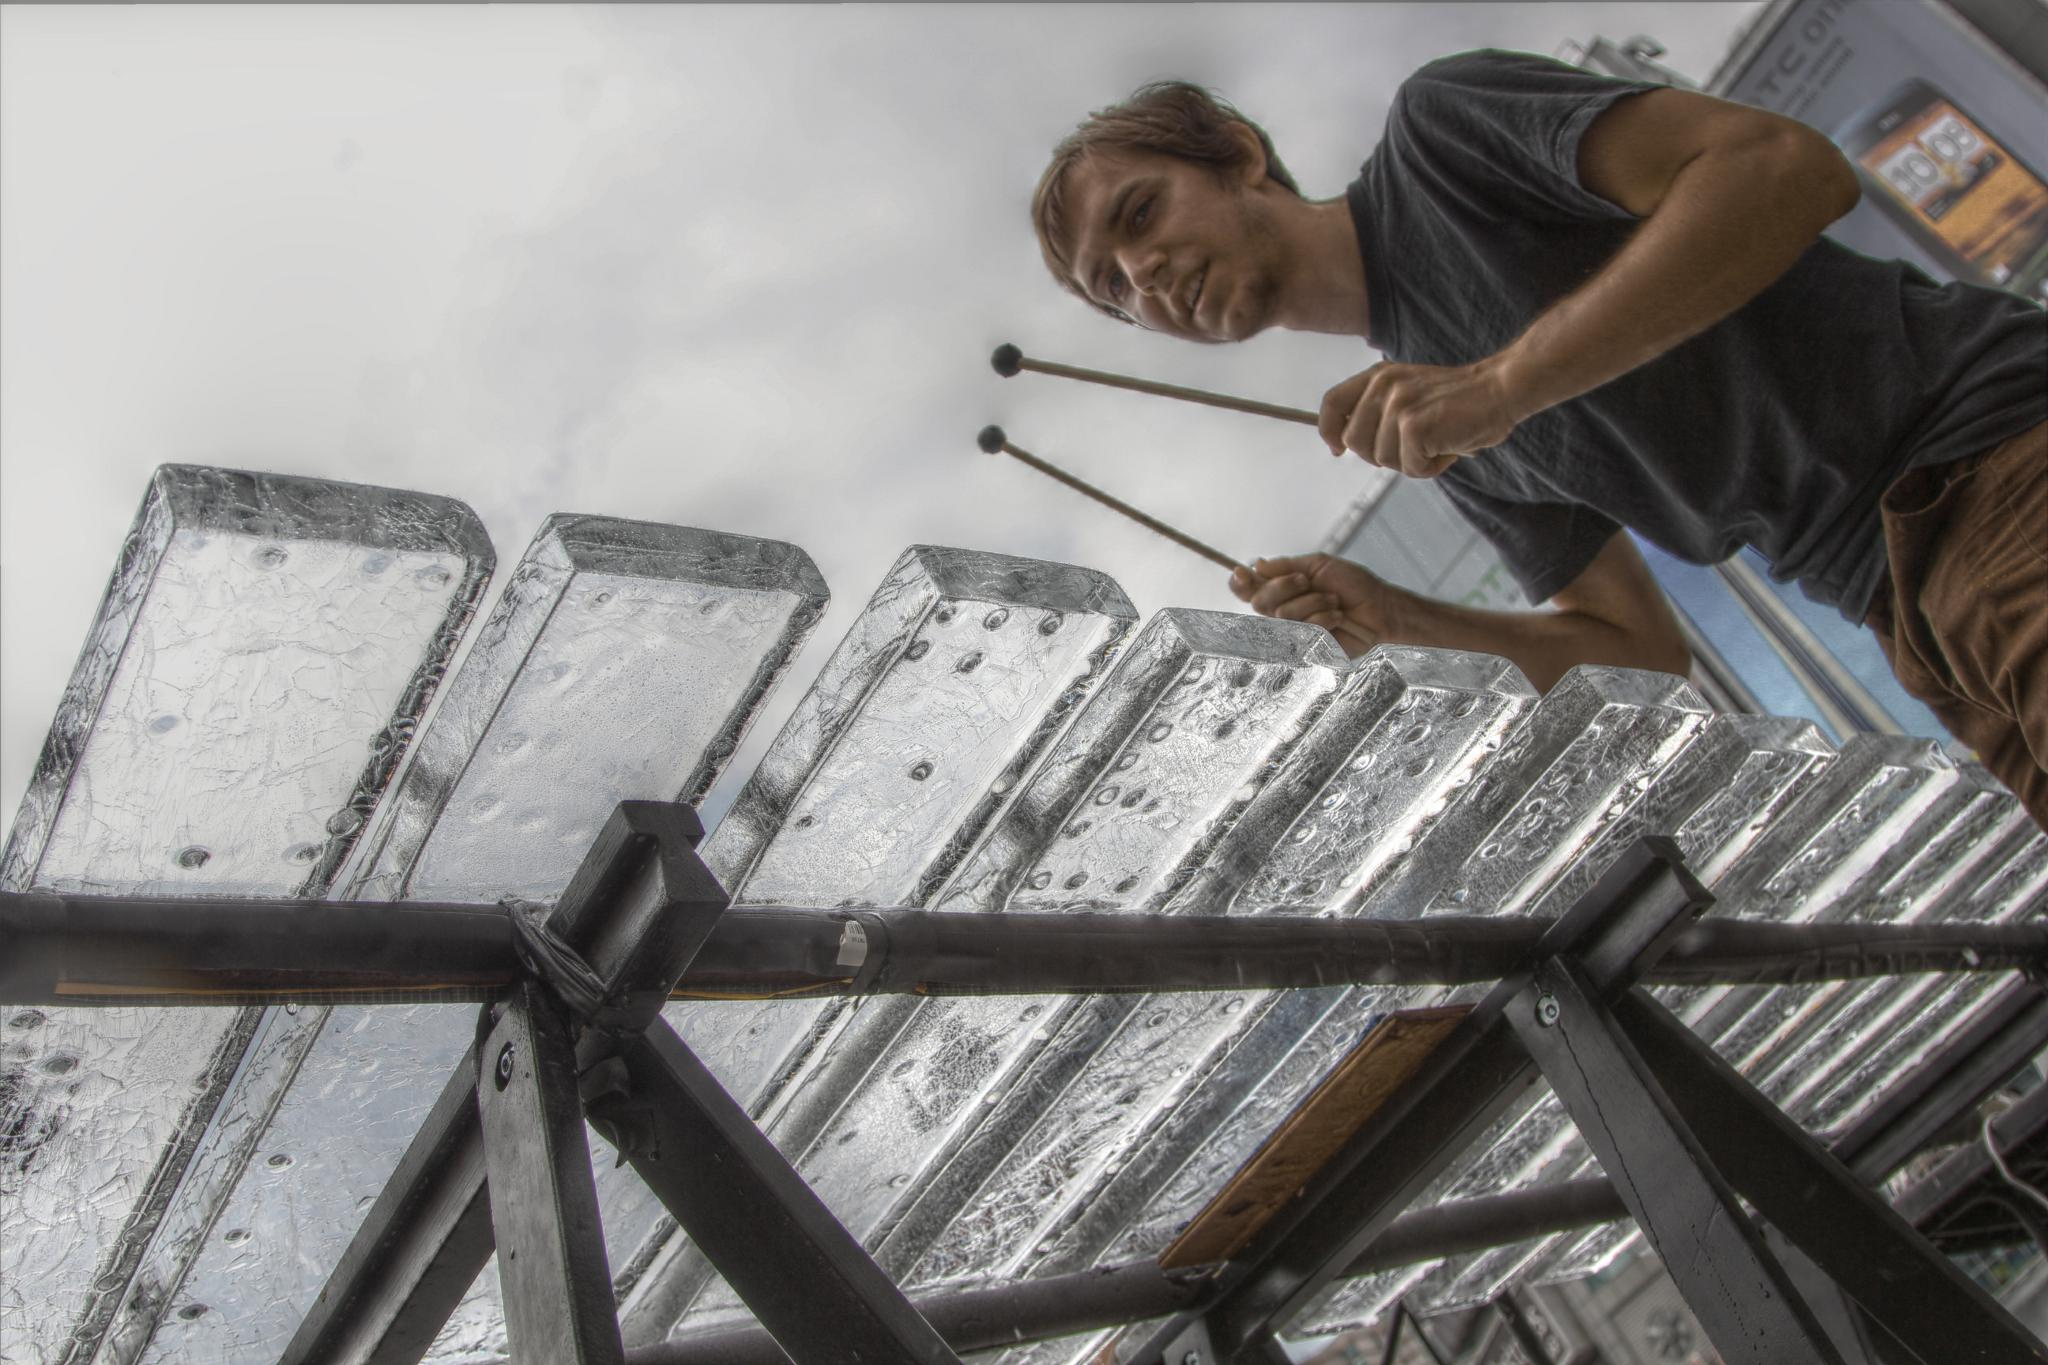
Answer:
[{"xmin": 1030, "ymin": 50, "xmax": 2048, "ymax": 827}]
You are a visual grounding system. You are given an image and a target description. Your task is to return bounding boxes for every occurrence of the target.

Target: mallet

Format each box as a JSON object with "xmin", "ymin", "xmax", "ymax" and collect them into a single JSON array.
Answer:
[
  {"xmin": 992, "ymin": 342, "xmax": 1318, "ymax": 428},
  {"xmin": 976, "ymin": 425, "xmax": 1246, "ymax": 573}
]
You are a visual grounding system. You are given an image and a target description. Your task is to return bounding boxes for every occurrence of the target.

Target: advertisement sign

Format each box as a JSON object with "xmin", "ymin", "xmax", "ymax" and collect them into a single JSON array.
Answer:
[{"xmin": 1714, "ymin": 0, "xmax": 2048, "ymax": 302}]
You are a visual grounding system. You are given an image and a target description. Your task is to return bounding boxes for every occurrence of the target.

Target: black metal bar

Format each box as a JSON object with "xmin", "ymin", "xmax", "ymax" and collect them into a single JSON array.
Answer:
[
  {"xmin": 1490, "ymin": 1290, "xmax": 1557, "ymax": 1365},
  {"xmin": 1126, "ymin": 838, "xmax": 1711, "ymax": 1365},
  {"xmin": 612, "ymin": 1015, "xmax": 961, "ymax": 1365},
  {"xmin": 473, "ymin": 982, "xmax": 625, "ymax": 1365},
  {"xmin": 1831, "ymin": 976, "xmax": 2048, "ymax": 1183},
  {"xmin": 1510, "ymin": 961, "xmax": 1846, "ymax": 1364},
  {"xmin": 1615, "ymin": 986, "xmax": 2048, "ymax": 1364},
  {"xmin": 281, "ymin": 803, "xmax": 727, "ymax": 1365},
  {"xmin": 10, "ymin": 890, "xmax": 2044, "ymax": 1007},
  {"xmin": 623, "ymin": 1177, "xmax": 1630, "ymax": 1364},
  {"xmin": 1893, "ymin": 1080, "xmax": 2048, "ymax": 1234}
]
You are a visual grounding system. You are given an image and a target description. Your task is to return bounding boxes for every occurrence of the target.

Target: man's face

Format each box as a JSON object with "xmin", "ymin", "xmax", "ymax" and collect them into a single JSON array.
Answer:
[{"xmin": 1060, "ymin": 146, "xmax": 1284, "ymax": 344}]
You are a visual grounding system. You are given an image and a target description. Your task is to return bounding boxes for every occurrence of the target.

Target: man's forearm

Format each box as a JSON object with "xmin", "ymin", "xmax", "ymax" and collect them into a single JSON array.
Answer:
[
  {"xmin": 1372, "ymin": 582, "xmax": 1689, "ymax": 694},
  {"xmin": 1491, "ymin": 127, "xmax": 1860, "ymax": 420}
]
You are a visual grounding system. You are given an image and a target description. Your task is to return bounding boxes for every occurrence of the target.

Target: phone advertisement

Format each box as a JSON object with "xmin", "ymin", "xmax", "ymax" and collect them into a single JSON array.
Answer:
[{"xmin": 1716, "ymin": 0, "xmax": 2048, "ymax": 304}]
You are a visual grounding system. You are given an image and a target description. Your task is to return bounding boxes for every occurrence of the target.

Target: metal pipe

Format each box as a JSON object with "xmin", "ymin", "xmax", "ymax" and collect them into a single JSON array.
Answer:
[
  {"xmin": 621, "ymin": 1180, "xmax": 1627, "ymax": 1365},
  {"xmin": 6, "ymin": 891, "xmax": 2043, "ymax": 1007}
]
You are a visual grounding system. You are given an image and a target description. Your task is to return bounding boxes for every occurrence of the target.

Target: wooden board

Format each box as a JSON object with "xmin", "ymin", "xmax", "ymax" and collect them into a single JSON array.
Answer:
[{"xmin": 1158, "ymin": 1003, "xmax": 1472, "ymax": 1271}]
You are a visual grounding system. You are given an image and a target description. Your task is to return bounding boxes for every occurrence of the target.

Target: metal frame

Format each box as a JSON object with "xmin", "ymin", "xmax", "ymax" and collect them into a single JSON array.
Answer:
[{"xmin": 8, "ymin": 812, "xmax": 2046, "ymax": 1365}]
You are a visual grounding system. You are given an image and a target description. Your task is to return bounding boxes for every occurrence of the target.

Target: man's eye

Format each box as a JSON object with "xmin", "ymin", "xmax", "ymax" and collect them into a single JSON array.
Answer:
[
  {"xmin": 1107, "ymin": 269, "xmax": 1127, "ymax": 301},
  {"xmin": 1132, "ymin": 199, "xmax": 1152, "ymax": 229}
]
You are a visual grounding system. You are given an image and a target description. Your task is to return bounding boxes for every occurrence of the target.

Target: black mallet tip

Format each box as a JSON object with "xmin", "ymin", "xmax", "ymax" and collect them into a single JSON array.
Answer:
[
  {"xmin": 976, "ymin": 425, "xmax": 1007, "ymax": 454},
  {"xmin": 990, "ymin": 343, "xmax": 1024, "ymax": 378}
]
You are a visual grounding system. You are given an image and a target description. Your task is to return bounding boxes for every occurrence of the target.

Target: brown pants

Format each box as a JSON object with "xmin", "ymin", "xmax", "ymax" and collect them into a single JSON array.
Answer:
[{"xmin": 1865, "ymin": 420, "xmax": 2048, "ymax": 831}]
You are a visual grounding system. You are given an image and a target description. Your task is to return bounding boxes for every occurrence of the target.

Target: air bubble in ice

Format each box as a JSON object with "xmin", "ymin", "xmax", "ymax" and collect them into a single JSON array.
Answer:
[
  {"xmin": 416, "ymin": 565, "xmax": 452, "ymax": 588},
  {"xmin": 983, "ymin": 608, "xmax": 1010, "ymax": 630},
  {"xmin": 148, "ymin": 715, "xmax": 180, "ymax": 735},
  {"xmin": 1094, "ymin": 786, "xmax": 1121, "ymax": 806},
  {"xmin": 1113, "ymin": 751, "xmax": 1140, "ymax": 773},
  {"xmin": 361, "ymin": 553, "xmax": 392, "ymax": 575},
  {"xmin": 1147, "ymin": 1009, "xmax": 1171, "ymax": 1027},
  {"xmin": 40, "ymin": 1053, "xmax": 77, "ymax": 1076},
  {"xmin": 905, "ymin": 640, "xmax": 931, "ymax": 661},
  {"xmin": 1290, "ymin": 824, "xmax": 1316, "ymax": 844},
  {"xmin": 1351, "ymin": 752, "xmax": 1376, "ymax": 771},
  {"xmin": 222, "ymin": 1228, "xmax": 250, "ymax": 1245},
  {"xmin": 933, "ymin": 606, "xmax": 956, "ymax": 624},
  {"xmin": 1232, "ymin": 782, "xmax": 1258, "ymax": 803},
  {"xmin": 957, "ymin": 652, "xmax": 984, "ymax": 674},
  {"xmin": 176, "ymin": 845, "xmax": 212, "ymax": 870},
  {"xmin": 991, "ymin": 774, "xmax": 1014, "ymax": 794},
  {"xmin": 1114, "ymin": 876, "xmax": 1140, "ymax": 893},
  {"xmin": 175, "ymin": 1304, "xmax": 208, "ymax": 1322},
  {"xmin": 1064, "ymin": 820, "xmax": 1092, "ymax": 839},
  {"xmin": 1319, "ymin": 792, "xmax": 1345, "ymax": 811},
  {"xmin": 1065, "ymin": 874, "xmax": 1088, "ymax": 890},
  {"xmin": 1214, "ymin": 720, "xmax": 1237, "ymax": 740},
  {"xmin": 285, "ymin": 843, "xmax": 319, "ymax": 864},
  {"xmin": 1267, "ymin": 672, "xmax": 1291, "ymax": 692},
  {"xmin": 255, "ymin": 545, "xmax": 290, "ymax": 569},
  {"xmin": 1028, "ymin": 870, "xmax": 1054, "ymax": 890},
  {"xmin": 8, "ymin": 1011, "xmax": 44, "ymax": 1031},
  {"xmin": 908, "ymin": 761, "xmax": 934, "ymax": 782},
  {"xmin": 591, "ymin": 590, "xmax": 615, "ymax": 608},
  {"xmin": 1403, "ymin": 723, "xmax": 1432, "ymax": 745},
  {"xmin": 793, "ymin": 814, "xmax": 816, "ymax": 830},
  {"xmin": 266, "ymin": 1153, "xmax": 293, "ymax": 1170},
  {"xmin": 1148, "ymin": 723, "xmax": 1173, "ymax": 743},
  {"xmin": 1404, "ymin": 757, "xmax": 1429, "ymax": 777},
  {"xmin": 1120, "ymin": 786, "xmax": 1148, "ymax": 808},
  {"xmin": 889, "ymin": 1173, "xmax": 913, "ymax": 1188},
  {"xmin": 1223, "ymin": 998, "xmax": 1246, "ymax": 1015},
  {"xmin": 1446, "ymin": 887, "xmax": 1469, "ymax": 905},
  {"xmin": 1453, "ymin": 696, "xmax": 1480, "ymax": 718},
  {"xmin": 1039, "ymin": 613, "xmax": 1064, "ymax": 635}
]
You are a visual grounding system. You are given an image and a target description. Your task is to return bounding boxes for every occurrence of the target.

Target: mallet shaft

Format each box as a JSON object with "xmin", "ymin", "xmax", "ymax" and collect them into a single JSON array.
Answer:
[
  {"xmin": 993, "ymin": 436, "xmax": 1245, "ymax": 573},
  {"xmin": 1012, "ymin": 353, "xmax": 1319, "ymax": 427}
]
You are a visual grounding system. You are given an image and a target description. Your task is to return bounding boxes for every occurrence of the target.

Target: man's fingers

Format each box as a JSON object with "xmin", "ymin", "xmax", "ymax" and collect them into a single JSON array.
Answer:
[
  {"xmin": 1270, "ymin": 592, "xmax": 1336, "ymax": 624},
  {"xmin": 1248, "ymin": 572, "xmax": 1315, "ymax": 616}
]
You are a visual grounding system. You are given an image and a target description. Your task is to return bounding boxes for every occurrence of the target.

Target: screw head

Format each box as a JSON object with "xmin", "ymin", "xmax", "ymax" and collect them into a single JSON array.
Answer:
[
  {"xmin": 494, "ymin": 1042, "xmax": 515, "ymax": 1090},
  {"xmin": 1182, "ymin": 1353, "xmax": 1202, "ymax": 1365},
  {"xmin": 1535, "ymin": 994, "xmax": 1561, "ymax": 1028}
]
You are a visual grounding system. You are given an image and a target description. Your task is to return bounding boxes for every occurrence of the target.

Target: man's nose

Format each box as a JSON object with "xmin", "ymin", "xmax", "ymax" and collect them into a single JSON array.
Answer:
[{"xmin": 1117, "ymin": 246, "xmax": 1167, "ymax": 296}]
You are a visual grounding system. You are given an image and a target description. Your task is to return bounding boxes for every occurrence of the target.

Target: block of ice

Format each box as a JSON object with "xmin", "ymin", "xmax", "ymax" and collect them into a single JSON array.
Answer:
[
  {"xmin": 131, "ymin": 517, "xmax": 825, "ymax": 1365},
  {"xmin": 0, "ymin": 465, "xmax": 491, "ymax": 1364},
  {"xmin": 619, "ymin": 547, "xmax": 1135, "ymax": 1342}
]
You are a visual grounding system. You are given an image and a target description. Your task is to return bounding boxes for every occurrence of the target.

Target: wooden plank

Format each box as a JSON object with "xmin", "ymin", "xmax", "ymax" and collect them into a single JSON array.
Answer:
[{"xmin": 1158, "ymin": 1004, "xmax": 1473, "ymax": 1271}]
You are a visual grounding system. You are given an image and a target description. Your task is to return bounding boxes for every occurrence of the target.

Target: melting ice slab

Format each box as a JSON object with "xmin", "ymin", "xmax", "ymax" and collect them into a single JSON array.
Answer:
[
  {"xmin": 132, "ymin": 517, "xmax": 826, "ymax": 1365},
  {"xmin": 0, "ymin": 465, "xmax": 491, "ymax": 1365},
  {"xmin": 623, "ymin": 546, "xmax": 1135, "ymax": 1342}
]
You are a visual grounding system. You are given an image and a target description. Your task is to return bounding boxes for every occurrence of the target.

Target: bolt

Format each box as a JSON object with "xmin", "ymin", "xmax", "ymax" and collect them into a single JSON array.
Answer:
[
  {"xmin": 494, "ymin": 1042, "xmax": 515, "ymax": 1090},
  {"xmin": 1535, "ymin": 994, "xmax": 1561, "ymax": 1028},
  {"xmin": 1182, "ymin": 1353, "xmax": 1202, "ymax": 1365}
]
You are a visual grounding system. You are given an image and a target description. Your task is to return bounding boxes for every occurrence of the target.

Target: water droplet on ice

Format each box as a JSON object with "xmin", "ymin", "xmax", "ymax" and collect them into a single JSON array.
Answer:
[{"xmin": 175, "ymin": 845, "xmax": 211, "ymax": 870}]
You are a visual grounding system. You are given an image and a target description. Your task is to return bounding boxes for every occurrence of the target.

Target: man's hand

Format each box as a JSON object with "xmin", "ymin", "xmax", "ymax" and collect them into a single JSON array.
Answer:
[
  {"xmin": 1228, "ymin": 554, "xmax": 1400, "ymax": 658},
  {"xmin": 1318, "ymin": 358, "xmax": 1524, "ymax": 478}
]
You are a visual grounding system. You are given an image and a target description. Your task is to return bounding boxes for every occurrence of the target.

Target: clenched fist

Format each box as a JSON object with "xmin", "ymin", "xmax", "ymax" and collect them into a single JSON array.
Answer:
[
  {"xmin": 1319, "ymin": 358, "xmax": 1523, "ymax": 478},
  {"xmin": 1228, "ymin": 554, "xmax": 1401, "ymax": 658}
]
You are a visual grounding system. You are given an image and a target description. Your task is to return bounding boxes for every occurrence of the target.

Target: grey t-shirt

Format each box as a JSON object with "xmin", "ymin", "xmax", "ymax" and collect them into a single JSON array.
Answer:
[{"xmin": 1347, "ymin": 50, "xmax": 2048, "ymax": 620}]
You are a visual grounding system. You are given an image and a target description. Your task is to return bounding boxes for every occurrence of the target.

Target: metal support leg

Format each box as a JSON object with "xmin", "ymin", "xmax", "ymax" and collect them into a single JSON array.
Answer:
[
  {"xmin": 1509, "ymin": 960, "xmax": 1846, "ymax": 1365},
  {"xmin": 474, "ymin": 981, "xmax": 625, "ymax": 1365},
  {"xmin": 613, "ymin": 1015, "xmax": 961, "ymax": 1365},
  {"xmin": 1612, "ymin": 987, "xmax": 2048, "ymax": 1365}
]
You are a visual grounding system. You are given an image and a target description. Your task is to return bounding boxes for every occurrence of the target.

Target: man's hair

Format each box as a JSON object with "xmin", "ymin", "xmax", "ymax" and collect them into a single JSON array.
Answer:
[{"xmin": 1033, "ymin": 81, "xmax": 1300, "ymax": 321}]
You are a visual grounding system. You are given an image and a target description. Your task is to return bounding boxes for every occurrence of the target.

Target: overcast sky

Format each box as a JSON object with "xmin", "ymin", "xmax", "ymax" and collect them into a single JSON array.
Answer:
[{"xmin": 0, "ymin": 2, "xmax": 1765, "ymax": 835}]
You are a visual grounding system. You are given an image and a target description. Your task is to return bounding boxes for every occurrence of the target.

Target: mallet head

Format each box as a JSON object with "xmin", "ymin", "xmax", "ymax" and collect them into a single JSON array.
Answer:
[
  {"xmin": 976, "ymin": 424, "xmax": 1007, "ymax": 454},
  {"xmin": 990, "ymin": 343, "xmax": 1024, "ymax": 378}
]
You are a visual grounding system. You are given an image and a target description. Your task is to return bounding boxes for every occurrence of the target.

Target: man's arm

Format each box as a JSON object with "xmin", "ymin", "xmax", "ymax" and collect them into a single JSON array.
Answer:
[
  {"xmin": 1230, "ymin": 530, "xmax": 1690, "ymax": 693},
  {"xmin": 1323, "ymin": 86, "xmax": 1863, "ymax": 475}
]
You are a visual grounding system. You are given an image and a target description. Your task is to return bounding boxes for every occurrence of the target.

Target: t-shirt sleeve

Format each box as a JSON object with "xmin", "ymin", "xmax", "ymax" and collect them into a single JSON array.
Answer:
[
  {"xmin": 1434, "ymin": 466, "xmax": 1622, "ymax": 605},
  {"xmin": 1391, "ymin": 49, "xmax": 1663, "ymax": 223}
]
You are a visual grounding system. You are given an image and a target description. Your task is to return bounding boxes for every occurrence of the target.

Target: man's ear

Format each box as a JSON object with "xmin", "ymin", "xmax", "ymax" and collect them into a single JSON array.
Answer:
[{"xmin": 1226, "ymin": 121, "xmax": 1269, "ymax": 185}]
